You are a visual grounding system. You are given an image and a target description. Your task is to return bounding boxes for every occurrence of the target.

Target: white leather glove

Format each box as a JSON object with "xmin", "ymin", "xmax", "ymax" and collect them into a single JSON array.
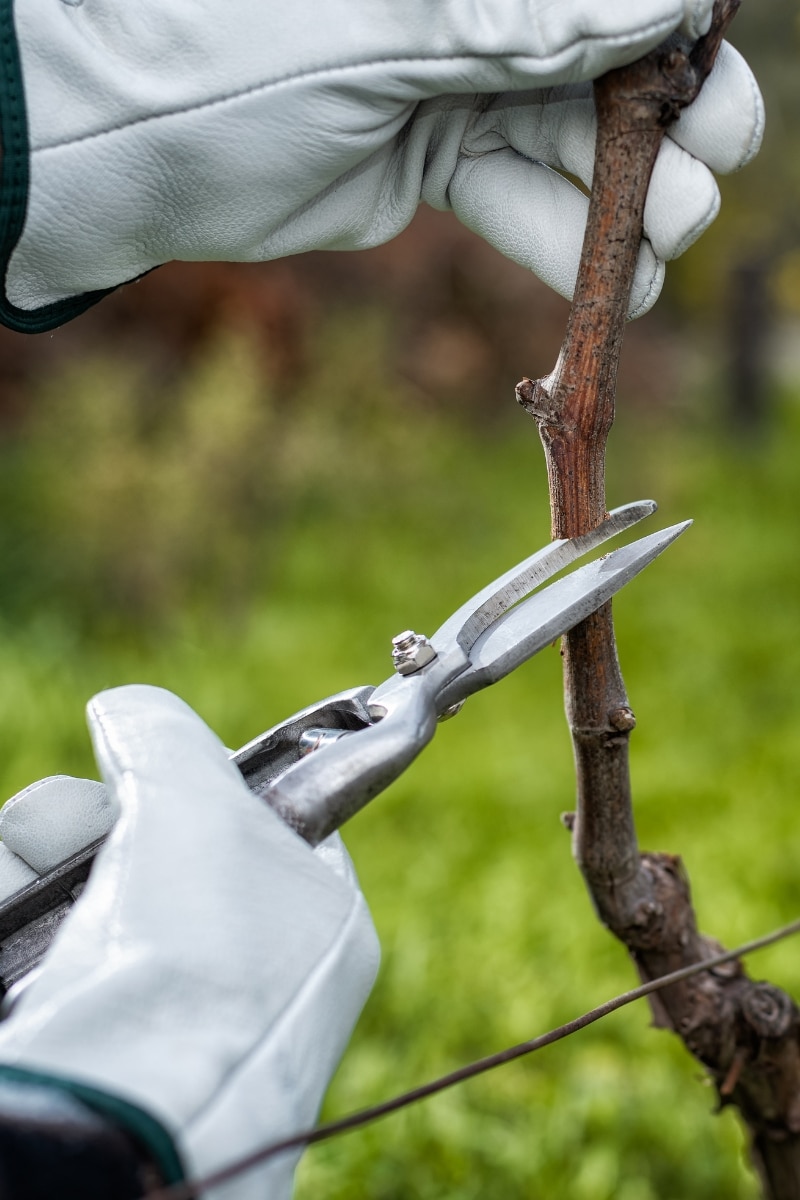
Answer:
[
  {"xmin": 2, "ymin": 0, "xmax": 762, "ymax": 331},
  {"xmin": 0, "ymin": 685, "xmax": 380, "ymax": 1199}
]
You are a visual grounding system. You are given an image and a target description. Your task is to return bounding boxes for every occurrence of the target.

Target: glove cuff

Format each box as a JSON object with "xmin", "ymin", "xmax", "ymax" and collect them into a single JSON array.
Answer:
[
  {"xmin": 0, "ymin": 1063, "xmax": 185, "ymax": 1187},
  {"xmin": 0, "ymin": 0, "xmax": 112, "ymax": 333}
]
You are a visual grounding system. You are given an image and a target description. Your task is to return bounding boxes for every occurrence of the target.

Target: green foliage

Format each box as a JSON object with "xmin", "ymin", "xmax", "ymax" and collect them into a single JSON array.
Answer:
[
  {"xmin": 0, "ymin": 314, "xmax": 447, "ymax": 630},
  {"xmin": 1, "ymin": 326, "xmax": 799, "ymax": 1197}
]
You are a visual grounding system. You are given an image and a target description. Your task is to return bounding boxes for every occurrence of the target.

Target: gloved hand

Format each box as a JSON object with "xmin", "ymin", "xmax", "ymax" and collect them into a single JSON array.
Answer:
[
  {"xmin": 3, "ymin": 0, "xmax": 762, "ymax": 331},
  {"xmin": 0, "ymin": 685, "xmax": 380, "ymax": 1199}
]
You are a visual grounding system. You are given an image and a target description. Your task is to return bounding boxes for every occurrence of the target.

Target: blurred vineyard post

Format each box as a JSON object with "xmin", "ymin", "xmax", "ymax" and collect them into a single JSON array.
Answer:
[
  {"xmin": 670, "ymin": 0, "xmax": 800, "ymax": 439},
  {"xmin": 728, "ymin": 256, "xmax": 773, "ymax": 435}
]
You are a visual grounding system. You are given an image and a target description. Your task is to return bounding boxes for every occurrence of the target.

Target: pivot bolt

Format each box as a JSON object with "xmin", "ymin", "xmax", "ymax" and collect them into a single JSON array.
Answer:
[{"xmin": 391, "ymin": 630, "xmax": 437, "ymax": 675}]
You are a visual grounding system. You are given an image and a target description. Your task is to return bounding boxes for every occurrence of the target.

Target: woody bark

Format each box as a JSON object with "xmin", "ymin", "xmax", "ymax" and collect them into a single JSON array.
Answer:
[{"xmin": 515, "ymin": 4, "xmax": 800, "ymax": 1195}]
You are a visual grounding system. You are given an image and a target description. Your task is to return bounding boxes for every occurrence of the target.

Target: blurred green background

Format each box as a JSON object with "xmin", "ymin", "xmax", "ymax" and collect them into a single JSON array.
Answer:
[{"xmin": 0, "ymin": 4, "xmax": 799, "ymax": 1197}]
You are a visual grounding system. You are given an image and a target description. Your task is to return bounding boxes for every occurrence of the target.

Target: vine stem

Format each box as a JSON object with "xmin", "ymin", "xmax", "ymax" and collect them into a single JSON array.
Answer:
[{"xmin": 518, "ymin": 4, "xmax": 800, "ymax": 1196}]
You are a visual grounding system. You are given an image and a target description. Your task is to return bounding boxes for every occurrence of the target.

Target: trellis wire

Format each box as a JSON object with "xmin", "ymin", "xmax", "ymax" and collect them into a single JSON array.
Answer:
[{"xmin": 139, "ymin": 915, "xmax": 800, "ymax": 1200}]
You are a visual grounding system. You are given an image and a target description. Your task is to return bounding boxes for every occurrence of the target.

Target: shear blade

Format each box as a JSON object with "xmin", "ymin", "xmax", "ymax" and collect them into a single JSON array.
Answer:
[
  {"xmin": 436, "ymin": 519, "xmax": 691, "ymax": 713},
  {"xmin": 433, "ymin": 499, "xmax": 657, "ymax": 656}
]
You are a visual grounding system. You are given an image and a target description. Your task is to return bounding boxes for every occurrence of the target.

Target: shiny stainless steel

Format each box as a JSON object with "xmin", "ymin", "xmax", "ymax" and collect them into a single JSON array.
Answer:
[
  {"xmin": 391, "ymin": 630, "xmax": 437, "ymax": 675},
  {"xmin": 261, "ymin": 504, "xmax": 690, "ymax": 845},
  {"xmin": 435, "ymin": 521, "xmax": 690, "ymax": 712},
  {"xmin": 0, "ymin": 500, "xmax": 690, "ymax": 990},
  {"xmin": 264, "ymin": 643, "xmax": 469, "ymax": 843},
  {"xmin": 0, "ymin": 840, "xmax": 102, "ymax": 998},
  {"xmin": 232, "ymin": 686, "xmax": 374, "ymax": 801},
  {"xmin": 433, "ymin": 498, "xmax": 657, "ymax": 657},
  {"xmin": 298, "ymin": 727, "xmax": 354, "ymax": 756}
]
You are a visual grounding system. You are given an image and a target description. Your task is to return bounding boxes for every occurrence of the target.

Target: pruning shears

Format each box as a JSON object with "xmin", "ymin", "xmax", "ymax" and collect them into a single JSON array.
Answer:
[{"xmin": 0, "ymin": 499, "xmax": 688, "ymax": 995}]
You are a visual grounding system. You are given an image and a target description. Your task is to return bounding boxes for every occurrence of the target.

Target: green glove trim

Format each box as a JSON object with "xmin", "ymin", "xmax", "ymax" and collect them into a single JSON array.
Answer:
[
  {"xmin": 0, "ymin": 0, "xmax": 114, "ymax": 332},
  {"xmin": 0, "ymin": 1063, "xmax": 186, "ymax": 1185}
]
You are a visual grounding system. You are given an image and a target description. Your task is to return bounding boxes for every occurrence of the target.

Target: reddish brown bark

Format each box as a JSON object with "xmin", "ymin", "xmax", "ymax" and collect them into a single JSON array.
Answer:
[{"xmin": 516, "ymin": 5, "xmax": 800, "ymax": 1195}]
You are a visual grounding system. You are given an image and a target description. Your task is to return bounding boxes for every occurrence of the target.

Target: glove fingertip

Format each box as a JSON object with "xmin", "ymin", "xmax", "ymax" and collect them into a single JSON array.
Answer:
[
  {"xmin": 0, "ymin": 844, "xmax": 38, "ymax": 903},
  {"xmin": 668, "ymin": 187, "xmax": 720, "ymax": 262},
  {"xmin": 86, "ymin": 683, "xmax": 237, "ymax": 796},
  {"xmin": 628, "ymin": 247, "xmax": 665, "ymax": 320},
  {"xmin": 0, "ymin": 778, "xmax": 115, "ymax": 875},
  {"xmin": 680, "ymin": 0, "xmax": 713, "ymax": 40},
  {"xmin": 671, "ymin": 43, "xmax": 765, "ymax": 176},
  {"xmin": 449, "ymin": 151, "xmax": 588, "ymax": 306},
  {"xmin": 645, "ymin": 143, "xmax": 721, "ymax": 263},
  {"xmin": 732, "ymin": 52, "xmax": 766, "ymax": 172}
]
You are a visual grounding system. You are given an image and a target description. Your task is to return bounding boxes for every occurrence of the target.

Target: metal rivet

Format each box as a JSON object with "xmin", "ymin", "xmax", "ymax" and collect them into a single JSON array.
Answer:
[{"xmin": 391, "ymin": 630, "xmax": 437, "ymax": 675}]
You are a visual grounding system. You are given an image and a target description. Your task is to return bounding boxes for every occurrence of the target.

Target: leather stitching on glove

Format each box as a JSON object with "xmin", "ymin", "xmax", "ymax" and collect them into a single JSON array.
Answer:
[{"xmin": 32, "ymin": 34, "xmax": 685, "ymax": 155}]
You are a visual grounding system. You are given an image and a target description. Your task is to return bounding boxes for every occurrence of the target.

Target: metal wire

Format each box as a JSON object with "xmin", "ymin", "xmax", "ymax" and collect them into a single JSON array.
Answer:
[{"xmin": 139, "ymin": 915, "xmax": 800, "ymax": 1200}]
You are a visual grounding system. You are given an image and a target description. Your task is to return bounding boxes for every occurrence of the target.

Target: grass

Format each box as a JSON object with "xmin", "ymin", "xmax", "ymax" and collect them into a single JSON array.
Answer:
[{"xmin": 1, "ymin": 327, "xmax": 799, "ymax": 1198}]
